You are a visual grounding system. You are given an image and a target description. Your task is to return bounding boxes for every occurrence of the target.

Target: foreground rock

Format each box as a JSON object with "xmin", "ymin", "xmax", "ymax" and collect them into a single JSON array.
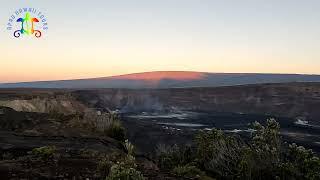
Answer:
[{"xmin": 0, "ymin": 107, "xmax": 172, "ymax": 179}]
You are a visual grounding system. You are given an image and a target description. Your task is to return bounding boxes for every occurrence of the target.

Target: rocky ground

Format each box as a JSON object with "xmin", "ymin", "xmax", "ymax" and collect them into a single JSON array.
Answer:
[
  {"xmin": 0, "ymin": 83, "xmax": 320, "ymax": 179},
  {"xmin": 0, "ymin": 106, "xmax": 174, "ymax": 179}
]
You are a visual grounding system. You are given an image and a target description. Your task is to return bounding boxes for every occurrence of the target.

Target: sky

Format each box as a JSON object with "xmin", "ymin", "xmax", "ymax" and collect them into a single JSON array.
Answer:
[{"xmin": 0, "ymin": 0, "xmax": 320, "ymax": 83}]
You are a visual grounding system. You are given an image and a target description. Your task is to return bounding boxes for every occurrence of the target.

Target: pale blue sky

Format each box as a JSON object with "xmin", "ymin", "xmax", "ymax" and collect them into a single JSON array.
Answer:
[{"xmin": 1, "ymin": 0, "xmax": 320, "ymax": 82}]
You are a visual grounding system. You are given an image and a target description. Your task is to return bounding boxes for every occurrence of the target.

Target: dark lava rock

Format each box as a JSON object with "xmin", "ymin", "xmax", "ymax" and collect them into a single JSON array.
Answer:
[{"xmin": 0, "ymin": 107, "xmax": 167, "ymax": 179}]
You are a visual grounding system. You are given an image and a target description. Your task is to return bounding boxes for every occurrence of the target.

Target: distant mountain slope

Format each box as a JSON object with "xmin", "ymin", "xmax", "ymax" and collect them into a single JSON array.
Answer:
[{"xmin": 1, "ymin": 71, "xmax": 320, "ymax": 89}]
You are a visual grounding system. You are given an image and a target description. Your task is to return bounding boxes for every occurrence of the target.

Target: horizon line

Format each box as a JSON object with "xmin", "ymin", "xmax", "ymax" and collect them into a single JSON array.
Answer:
[{"xmin": 1, "ymin": 71, "xmax": 320, "ymax": 84}]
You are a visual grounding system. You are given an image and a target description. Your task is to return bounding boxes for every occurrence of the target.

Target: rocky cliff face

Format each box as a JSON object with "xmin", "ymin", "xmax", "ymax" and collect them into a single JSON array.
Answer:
[
  {"xmin": 1, "ymin": 83, "xmax": 319, "ymax": 122},
  {"xmin": 73, "ymin": 83, "xmax": 320, "ymax": 122},
  {"xmin": 0, "ymin": 90, "xmax": 87, "ymax": 114}
]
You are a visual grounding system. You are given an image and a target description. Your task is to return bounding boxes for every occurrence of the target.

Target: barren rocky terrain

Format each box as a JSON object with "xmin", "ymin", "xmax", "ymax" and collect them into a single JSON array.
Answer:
[
  {"xmin": 0, "ymin": 82, "xmax": 320, "ymax": 179},
  {"xmin": 72, "ymin": 82, "xmax": 320, "ymax": 122}
]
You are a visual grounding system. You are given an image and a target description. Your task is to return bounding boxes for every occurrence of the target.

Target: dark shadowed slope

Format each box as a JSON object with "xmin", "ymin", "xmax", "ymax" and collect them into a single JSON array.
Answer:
[{"xmin": 1, "ymin": 71, "xmax": 320, "ymax": 89}]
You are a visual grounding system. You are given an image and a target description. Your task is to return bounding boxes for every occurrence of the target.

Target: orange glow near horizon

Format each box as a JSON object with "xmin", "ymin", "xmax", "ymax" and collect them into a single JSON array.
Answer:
[
  {"xmin": 1, "ymin": 39, "xmax": 320, "ymax": 83},
  {"xmin": 1, "ymin": 1, "xmax": 320, "ymax": 83},
  {"xmin": 110, "ymin": 71, "xmax": 205, "ymax": 81}
]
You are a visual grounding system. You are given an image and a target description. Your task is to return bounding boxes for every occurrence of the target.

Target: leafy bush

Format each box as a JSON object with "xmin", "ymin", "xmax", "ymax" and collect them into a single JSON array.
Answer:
[
  {"xmin": 251, "ymin": 119, "xmax": 281, "ymax": 165},
  {"xmin": 32, "ymin": 146, "xmax": 56, "ymax": 160},
  {"xmin": 107, "ymin": 140, "xmax": 145, "ymax": 180},
  {"xmin": 97, "ymin": 152, "xmax": 124, "ymax": 178},
  {"xmin": 107, "ymin": 155, "xmax": 145, "ymax": 180},
  {"xmin": 233, "ymin": 119, "xmax": 283, "ymax": 179},
  {"xmin": 172, "ymin": 165, "xmax": 205, "ymax": 179},
  {"xmin": 195, "ymin": 128, "xmax": 243, "ymax": 178},
  {"xmin": 277, "ymin": 143, "xmax": 320, "ymax": 180},
  {"xmin": 156, "ymin": 144, "xmax": 194, "ymax": 170},
  {"xmin": 98, "ymin": 157, "xmax": 113, "ymax": 178},
  {"xmin": 156, "ymin": 119, "xmax": 320, "ymax": 180}
]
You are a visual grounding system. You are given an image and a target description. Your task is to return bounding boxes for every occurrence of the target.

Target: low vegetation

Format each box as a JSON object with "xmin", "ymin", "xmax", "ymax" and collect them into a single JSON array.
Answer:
[
  {"xmin": 156, "ymin": 119, "xmax": 320, "ymax": 180},
  {"xmin": 31, "ymin": 146, "xmax": 56, "ymax": 160},
  {"xmin": 2, "ymin": 104, "xmax": 319, "ymax": 179},
  {"xmin": 99, "ymin": 140, "xmax": 145, "ymax": 180},
  {"xmin": 85, "ymin": 111, "xmax": 126, "ymax": 142},
  {"xmin": 107, "ymin": 155, "xmax": 145, "ymax": 180},
  {"xmin": 103, "ymin": 119, "xmax": 126, "ymax": 142},
  {"xmin": 156, "ymin": 144, "xmax": 195, "ymax": 170},
  {"xmin": 172, "ymin": 165, "xmax": 205, "ymax": 179}
]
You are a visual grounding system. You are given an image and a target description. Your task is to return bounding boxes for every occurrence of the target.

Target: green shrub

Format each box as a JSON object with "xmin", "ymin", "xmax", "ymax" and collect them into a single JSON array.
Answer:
[
  {"xmin": 233, "ymin": 119, "xmax": 283, "ymax": 179},
  {"xmin": 227, "ymin": 119, "xmax": 283, "ymax": 180},
  {"xmin": 98, "ymin": 157, "xmax": 113, "ymax": 178},
  {"xmin": 107, "ymin": 156, "xmax": 145, "ymax": 180},
  {"xmin": 32, "ymin": 146, "xmax": 56, "ymax": 160},
  {"xmin": 106, "ymin": 140, "xmax": 145, "ymax": 180},
  {"xmin": 84, "ymin": 111, "xmax": 126, "ymax": 141},
  {"xmin": 195, "ymin": 129, "xmax": 243, "ymax": 178},
  {"xmin": 251, "ymin": 119, "xmax": 281, "ymax": 165},
  {"xmin": 96, "ymin": 113, "xmax": 126, "ymax": 142},
  {"xmin": 154, "ymin": 119, "xmax": 320, "ymax": 180},
  {"xmin": 104, "ymin": 120, "xmax": 126, "ymax": 142},
  {"xmin": 156, "ymin": 144, "xmax": 194, "ymax": 170},
  {"xmin": 172, "ymin": 165, "xmax": 205, "ymax": 179},
  {"xmin": 125, "ymin": 139, "xmax": 135, "ymax": 156},
  {"xmin": 278, "ymin": 143, "xmax": 320, "ymax": 180}
]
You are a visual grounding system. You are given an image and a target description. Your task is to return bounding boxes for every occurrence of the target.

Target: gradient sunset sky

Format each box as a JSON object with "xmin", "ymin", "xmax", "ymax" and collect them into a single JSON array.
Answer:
[{"xmin": 1, "ymin": 0, "xmax": 320, "ymax": 83}]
